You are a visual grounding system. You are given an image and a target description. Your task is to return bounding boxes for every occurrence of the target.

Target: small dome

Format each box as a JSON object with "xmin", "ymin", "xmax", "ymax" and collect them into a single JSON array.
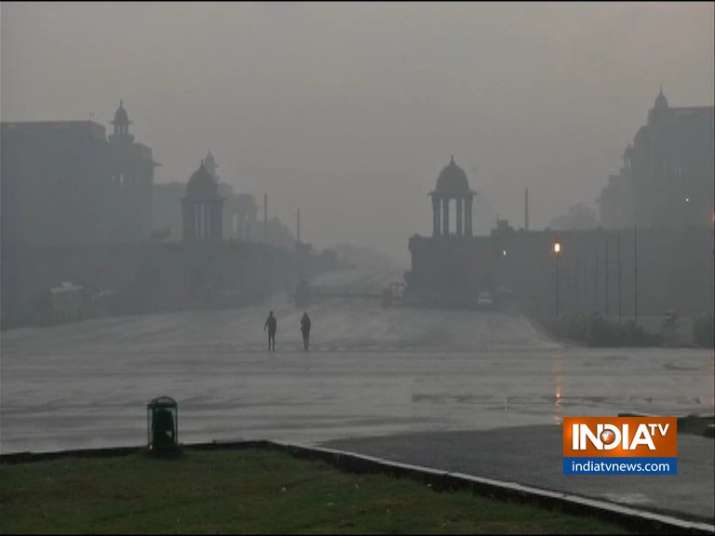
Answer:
[
  {"xmin": 186, "ymin": 160, "xmax": 220, "ymax": 199},
  {"xmin": 434, "ymin": 155, "xmax": 470, "ymax": 193},
  {"xmin": 113, "ymin": 100, "xmax": 131, "ymax": 125}
]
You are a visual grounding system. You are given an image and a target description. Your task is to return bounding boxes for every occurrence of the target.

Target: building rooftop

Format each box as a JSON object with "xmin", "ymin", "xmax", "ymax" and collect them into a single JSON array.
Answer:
[{"xmin": 185, "ymin": 160, "xmax": 222, "ymax": 200}]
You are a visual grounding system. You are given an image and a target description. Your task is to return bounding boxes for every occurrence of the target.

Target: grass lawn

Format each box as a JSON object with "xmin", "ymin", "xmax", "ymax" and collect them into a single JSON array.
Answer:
[{"xmin": 0, "ymin": 447, "xmax": 631, "ymax": 534}]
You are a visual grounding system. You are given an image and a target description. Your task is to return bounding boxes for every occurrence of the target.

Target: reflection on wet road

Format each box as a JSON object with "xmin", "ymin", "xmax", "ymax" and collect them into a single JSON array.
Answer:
[{"xmin": 1, "ymin": 270, "xmax": 713, "ymax": 454}]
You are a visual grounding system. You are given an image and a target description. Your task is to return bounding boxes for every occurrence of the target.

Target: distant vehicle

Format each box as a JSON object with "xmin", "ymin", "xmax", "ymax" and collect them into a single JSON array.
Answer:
[
  {"xmin": 382, "ymin": 281, "xmax": 404, "ymax": 308},
  {"xmin": 495, "ymin": 285, "xmax": 513, "ymax": 297},
  {"xmin": 49, "ymin": 281, "xmax": 86, "ymax": 322},
  {"xmin": 477, "ymin": 291, "xmax": 493, "ymax": 308},
  {"xmin": 663, "ymin": 310, "xmax": 678, "ymax": 329}
]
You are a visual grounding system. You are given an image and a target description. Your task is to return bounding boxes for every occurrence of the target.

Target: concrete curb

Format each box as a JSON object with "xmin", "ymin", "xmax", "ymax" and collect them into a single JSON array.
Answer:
[
  {"xmin": 262, "ymin": 441, "xmax": 714, "ymax": 535},
  {"xmin": 2, "ymin": 439, "xmax": 713, "ymax": 535}
]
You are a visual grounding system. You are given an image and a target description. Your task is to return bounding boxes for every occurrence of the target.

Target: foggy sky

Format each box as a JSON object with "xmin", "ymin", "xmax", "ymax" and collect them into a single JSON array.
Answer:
[{"xmin": 2, "ymin": 2, "xmax": 713, "ymax": 265}]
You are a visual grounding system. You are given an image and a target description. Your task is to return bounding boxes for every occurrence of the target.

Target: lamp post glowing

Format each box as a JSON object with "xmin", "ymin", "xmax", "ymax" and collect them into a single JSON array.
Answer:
[
  {"xmin": 634, "ymin": 225, "xmax": 638, "ymax": 324},
  {"xmin": 553, "ymin": 240, "xmax": 562, "ymax": 317}
]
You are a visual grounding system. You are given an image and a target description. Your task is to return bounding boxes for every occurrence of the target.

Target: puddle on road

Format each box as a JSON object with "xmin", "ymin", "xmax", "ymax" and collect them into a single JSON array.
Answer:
[{"xmin": 601, "ymin": 493, "xmax": 653, "ymax": 505}]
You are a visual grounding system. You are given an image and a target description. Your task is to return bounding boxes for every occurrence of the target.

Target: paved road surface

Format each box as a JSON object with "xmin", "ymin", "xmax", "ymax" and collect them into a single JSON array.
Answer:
[
  {"xmin": 3, "ymin": 267, "xmax": 712, "ymax": 451},
  {"xmin": 2, "ymin": 267, "xmax": 713, "ymax": 520}
]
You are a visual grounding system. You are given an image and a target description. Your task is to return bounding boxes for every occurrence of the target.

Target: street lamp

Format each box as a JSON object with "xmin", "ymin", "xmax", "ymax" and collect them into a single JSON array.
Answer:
[
  {"xmin": 683, "ymin": 196, "xmax": 692, "ymax": 227},
  {"xmin": 553, "ymin": 239, "xmax": 562, "ymax": 317}
]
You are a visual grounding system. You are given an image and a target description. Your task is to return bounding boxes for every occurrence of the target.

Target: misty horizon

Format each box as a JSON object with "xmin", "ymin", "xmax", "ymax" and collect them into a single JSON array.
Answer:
[{"xmin": 2, "ymin": 1, "xmax": 713, "ymax": 264}]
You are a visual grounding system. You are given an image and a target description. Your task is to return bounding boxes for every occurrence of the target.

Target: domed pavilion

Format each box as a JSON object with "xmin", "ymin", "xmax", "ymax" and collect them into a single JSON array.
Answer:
[
  {"xmin": 182, "ymin": 160, "xmax": 224, "ymax": 241},
  {"xmin": 429, "ymin": 156, "xmax": 476, "ymax": 237}
]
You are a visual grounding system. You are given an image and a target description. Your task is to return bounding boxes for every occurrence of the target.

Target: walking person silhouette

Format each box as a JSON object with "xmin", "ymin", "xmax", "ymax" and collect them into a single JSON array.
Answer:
[
  {"xmin": 300, "ymin": 311, "xmax": 311, "ymax": 351},
  {"xmin": 264, "ymin": 311, "xmax": 277, "ymax": 352}
]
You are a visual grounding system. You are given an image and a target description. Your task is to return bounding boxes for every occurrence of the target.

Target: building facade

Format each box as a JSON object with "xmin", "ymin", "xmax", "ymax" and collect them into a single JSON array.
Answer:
[
  {"xmin": 1, "ymin": 101, "xmax": 158, "ymax": 245},
  {"xmin": 598, "ymin": 89, "xmax": 714, "ymax": 229},
  {"xmin": 405, "ymin": 157, "xmax": 488, "ymax": 304},
  {"xmin": 405, "ymin": 156, "xmax": 714, "ymax": 315},
  {"xmin": 152, "ymin": 150, "xmax": 261, "ymax": 242},
  {"xmin": 182, "ymin": 161, "xmax": 224, "ymax": 241}
]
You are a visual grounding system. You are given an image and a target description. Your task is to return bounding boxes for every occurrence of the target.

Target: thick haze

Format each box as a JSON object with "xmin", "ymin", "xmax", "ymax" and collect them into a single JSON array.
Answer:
[{"xmin": 2, "ymin": 2, "xmax": 713, "ymax": 264}]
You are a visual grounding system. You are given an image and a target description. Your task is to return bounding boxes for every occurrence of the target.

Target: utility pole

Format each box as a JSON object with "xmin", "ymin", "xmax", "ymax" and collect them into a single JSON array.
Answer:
[
  {"xmin": 604, "ymin": 233, "xmax": 609, "ymax": 317},
  {"xmin": 555, "ymin": 254, "xmax": 560, "ymax": 317},
  {"xmin": 617, "ymin": 231, "xmax": 622, "ymax": 322},
  {"xmin": 553, "ymin": 240, "xmax": 561, "ymax": 318},
  {"xmin": 264, "ymin": 193, "xmax": 268, "ymax": 243},
  {"xmin": 296, "ymin": 208, "xmax": 301, "ymax": 243},
  {"xmin": 573, "ymin": 256, "xmax": 579, "ymax": 312},
  {"xmin": 594, "ymin": 246, "xmax": 599, "ymax": 313},
  {"xmin": 634, "ymin": 224, "xmax": 639, "ymax": 324},
  {"xmin": 583, "ymin": 253, "xmax": 588, "ymax": 312},
  {"xmin": 524, "ymin": 188, "xmax": 530, "ymax": 231}
]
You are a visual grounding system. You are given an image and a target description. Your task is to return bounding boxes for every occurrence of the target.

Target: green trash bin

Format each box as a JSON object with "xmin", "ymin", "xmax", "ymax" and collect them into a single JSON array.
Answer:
[{"xmin": 147, "ymin": 396, "xmax": 178, "ymax": 452}]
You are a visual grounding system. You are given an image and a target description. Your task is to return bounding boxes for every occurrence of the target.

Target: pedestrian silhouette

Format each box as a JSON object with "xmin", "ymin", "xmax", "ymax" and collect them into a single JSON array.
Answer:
[
  {"xmin": 300, "ymin": 311, "xmax": 312, "ymax": 351},
  {"xmin": 264, "ymin": 311, "xmax": 277, "ymax": 351}
]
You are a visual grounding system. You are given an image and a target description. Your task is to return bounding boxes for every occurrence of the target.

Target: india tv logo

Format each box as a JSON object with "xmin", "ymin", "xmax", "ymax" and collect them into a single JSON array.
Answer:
[{"xmin": 563, "ymin": 416, "xmax": 678, "ymax": 475}]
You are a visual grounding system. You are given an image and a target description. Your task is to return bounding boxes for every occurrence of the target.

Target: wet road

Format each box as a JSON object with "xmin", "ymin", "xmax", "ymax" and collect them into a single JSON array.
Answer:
[
  {"xmin": 324, "ymin": 426, "xmax": 715, "ymax": 521},
  {"xmin": 2, "ymin": 269, "xmax": 713, "ymax": 455}
]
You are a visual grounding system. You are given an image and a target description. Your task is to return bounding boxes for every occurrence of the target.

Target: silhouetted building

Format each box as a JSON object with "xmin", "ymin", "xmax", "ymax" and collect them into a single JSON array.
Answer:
[
  {"xmin": 598, "ymin": 145, "xmax": 634, "ymax": 229},
  {"xmin": 192, "ymin": 150, "xmax": 263, "ymax": 242},
  {"xmin": 152, "ymin": 151, "xmax": 246, "ymax": 241},
  {"xmin": 152, "ymin": 182, "xmax": 186, "ymax": 240},
  {"xmin": 598, "ymin": 89, "xmax": 714, "ymax": 229},
  {"xmin": 549, "ymin": 203, "xmax": 599, "ymax": 231},
  {"xmin": 152, "ymin": 153, "xmax": 260, "ymax": 243},
  {"xmin": 231, "ymin": 193, "xmax": 259, "ymax": 240},
  {"xmin": 407, "ymin": 176, "xmax": 714, "ymax": 315},
  {"xmin": 406, "ymin": 157, "xmax": 487, "ymax": 304},
  {"xmin": 182, "ymin": 161, "xmax": 224, "ymax": 241},
  {"xmin": 1, "ymin": 101, "xmax": 158, "ymax": 245},
  {"xmin": 430, "ymin": 155, "xmax": 475, "ymax": 237}
]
